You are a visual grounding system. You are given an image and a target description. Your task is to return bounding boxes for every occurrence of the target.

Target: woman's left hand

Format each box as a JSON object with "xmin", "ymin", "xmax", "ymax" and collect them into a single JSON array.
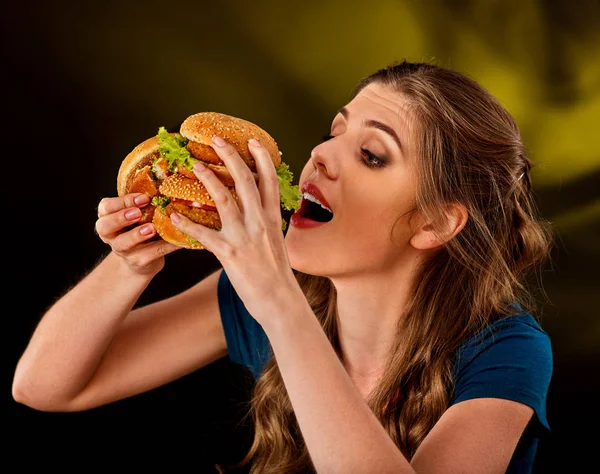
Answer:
[{"xmin": 170, "ymin": 136, "xmax": 302, "ymax": 326}]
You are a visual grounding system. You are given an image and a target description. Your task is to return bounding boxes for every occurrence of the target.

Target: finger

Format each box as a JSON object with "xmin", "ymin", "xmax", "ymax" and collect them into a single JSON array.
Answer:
[
  {"xmin": 193, "ymin": 161, "xmax": 243, "ymax": 229},
  {"xmin": 170, "ymin": 212, "xmax": 223, "ymax": 255},
  {"xmin": 98, "ymin": 193, "xmax": 150, "ymax": 218},
  {"xmin": 95, "ymin": 206, "xmax": 146, "ymax": 238},
  {"xmin": 209, "ymin": 136, "xmax": 262, "ymax": 212},
  {"xmin": 107, "ymin": 223, "xmax": 158, "ymax": 251},
  {"xmin": 248, "ymin": 138, "xmax": 282, "ymax": 226}
]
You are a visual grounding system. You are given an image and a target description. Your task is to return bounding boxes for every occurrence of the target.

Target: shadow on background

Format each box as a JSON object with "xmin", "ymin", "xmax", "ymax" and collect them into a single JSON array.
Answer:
[{"xmin": 3, "ymin": 1, "xmax": 599, "ymax": 472}]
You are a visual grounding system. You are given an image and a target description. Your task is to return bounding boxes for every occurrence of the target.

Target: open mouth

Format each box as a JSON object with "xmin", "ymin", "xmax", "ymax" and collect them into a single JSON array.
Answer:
[{"xmin": 298, "ymin": 197, "xmax": 334, "ymax": 222}]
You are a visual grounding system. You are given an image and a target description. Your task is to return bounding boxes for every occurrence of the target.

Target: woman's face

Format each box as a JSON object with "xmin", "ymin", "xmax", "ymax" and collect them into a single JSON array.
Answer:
[{"xmin": 285, "ymin": 83, "xmax": 420, "ymax": 278}]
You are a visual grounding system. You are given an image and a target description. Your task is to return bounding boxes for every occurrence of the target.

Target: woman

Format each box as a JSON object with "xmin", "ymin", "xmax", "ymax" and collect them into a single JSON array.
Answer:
[{"xmin": 13, "ymin": 60, "xmax": 553, "ymax": 473}]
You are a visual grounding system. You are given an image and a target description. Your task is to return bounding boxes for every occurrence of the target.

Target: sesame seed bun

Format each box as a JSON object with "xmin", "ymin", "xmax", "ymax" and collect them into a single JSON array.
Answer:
[
  {"xmin": 158, "ymin": 173, "xmax": 239, "ymax": 208},
  {"xmin": 180, "ymin": 112, "xmax": 282, "ymax": 170},
  {"xmin": 152, "ymin": 204, "xmax": 207, "ymax": 250}
]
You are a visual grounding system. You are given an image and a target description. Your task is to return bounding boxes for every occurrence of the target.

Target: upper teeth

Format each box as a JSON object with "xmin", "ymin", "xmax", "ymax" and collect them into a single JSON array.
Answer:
[{"xmin": 303, "ymin": 192, "xmax": 333, "ymax": 214}]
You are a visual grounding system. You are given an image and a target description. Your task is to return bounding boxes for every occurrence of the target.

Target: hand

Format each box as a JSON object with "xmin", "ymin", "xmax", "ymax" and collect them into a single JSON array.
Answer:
[
  {"xmin": 170, "ymin": 136, "xmax": 301, "ymax": 325},
  {"xmin": 95, "ymin": 193, "xmax": 180, "ymax": 276}
]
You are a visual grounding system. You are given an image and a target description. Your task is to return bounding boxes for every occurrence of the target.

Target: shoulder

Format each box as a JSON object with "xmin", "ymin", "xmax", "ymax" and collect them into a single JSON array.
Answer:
[
  {"xmin": 455, "ymin": 309, "xmax": 552, "ymax": 371},
  {"xmin": 452, "ymin": 307, "xmax": 553, "ymax": 431}
]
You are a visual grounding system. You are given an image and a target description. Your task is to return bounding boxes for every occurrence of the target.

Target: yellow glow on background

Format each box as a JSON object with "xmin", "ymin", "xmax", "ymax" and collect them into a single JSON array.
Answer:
[{"xmin": 36, "ymin": 1, "xmax": 600, "ymax": 190}]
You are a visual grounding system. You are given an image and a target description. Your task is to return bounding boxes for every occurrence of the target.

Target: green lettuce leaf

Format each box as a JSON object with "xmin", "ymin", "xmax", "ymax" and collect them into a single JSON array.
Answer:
[
  {"xmin": 151, "ymin": 195, "xmax": 171, "ymax": 213},
  {"xmin": 276, "ymin": 162, "xmax": 301, "ymax": 211},
  {"xmin": 156, "ymin": 126, "xmax": 199, "ymax": 172}
]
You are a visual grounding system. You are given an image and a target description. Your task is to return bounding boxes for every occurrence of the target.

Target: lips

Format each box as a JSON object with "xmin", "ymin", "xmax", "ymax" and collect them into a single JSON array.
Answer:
[{"xmin": 300, "ymin": 182, "xmax": 332, "ymax": 212}]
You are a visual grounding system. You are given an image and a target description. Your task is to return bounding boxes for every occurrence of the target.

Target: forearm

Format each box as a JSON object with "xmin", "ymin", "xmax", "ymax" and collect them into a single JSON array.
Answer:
[
  {"xmin": 13, "ymin": 251, "xmax": 154, "ymax": 409},
  {"xmin": 263, "ymin": 297, "xmax": 414, "ymax": 474}
]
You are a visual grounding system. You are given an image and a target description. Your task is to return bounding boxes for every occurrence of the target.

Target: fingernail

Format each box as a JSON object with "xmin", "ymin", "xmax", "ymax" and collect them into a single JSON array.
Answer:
[
  {"xmin": 249, "ymin": 138, "xmax": 262, "ymax": 148},
  {"xmin": 125, "ymin": 209, "xmax": 141, "ymax": 220},
  {"xmin": 171, "ymin": 213, "xmax": 181, "ymax": 223},
  {"xmin": 194, "ymin": 161, "xmax": 206, "ymax": 172},
  {"xmin": 212, "ymin": 136, "xmax": 227, "ymax": 147},
  {"xmin": 134, "ymin": 194, "xmax": 149, "ymax": 206},
  {"xmin": 139, "ymin": 224, "xmax": 154, "ymax": 236}
]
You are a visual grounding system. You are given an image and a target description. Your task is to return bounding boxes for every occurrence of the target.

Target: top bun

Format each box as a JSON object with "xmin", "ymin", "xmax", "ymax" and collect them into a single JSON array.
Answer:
[{"xmin": 180, "ymin": 112, "xmax": 282, "ymax": 170}]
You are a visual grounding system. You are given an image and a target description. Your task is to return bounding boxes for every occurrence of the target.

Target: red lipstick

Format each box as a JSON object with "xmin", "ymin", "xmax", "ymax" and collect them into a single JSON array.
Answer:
[
  {"xmin": 290, "ymin": 181, "xmax": 334, "ymax": 228},
  {"xmin": 301, "ymin": 182, "xmax": 332, "ymax": 211}
]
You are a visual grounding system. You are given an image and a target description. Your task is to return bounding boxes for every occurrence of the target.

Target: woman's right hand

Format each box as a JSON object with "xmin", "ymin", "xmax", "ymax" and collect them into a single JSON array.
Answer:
[{"xmin": 95, "ymin": 192, "xmax": 180, "ymax": 276}]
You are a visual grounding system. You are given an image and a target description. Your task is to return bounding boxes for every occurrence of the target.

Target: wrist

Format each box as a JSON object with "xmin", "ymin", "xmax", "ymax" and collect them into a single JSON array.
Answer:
[
  {"xmin": 106, "ymin": 251, "xmax": 161, "ymax": 282},
  {"xmin": 261, "ymin": 286, "xmax": 315, "ymax": 338}
]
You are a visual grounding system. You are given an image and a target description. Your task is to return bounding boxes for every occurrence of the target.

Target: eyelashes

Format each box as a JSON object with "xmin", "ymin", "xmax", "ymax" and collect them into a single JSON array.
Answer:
[{"xmin": 321, "ymin": 134, "xmax": 387, "ymax": 169}]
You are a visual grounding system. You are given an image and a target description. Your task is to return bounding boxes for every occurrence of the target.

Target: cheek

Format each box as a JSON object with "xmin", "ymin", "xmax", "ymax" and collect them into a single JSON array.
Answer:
[
  {"xmin": 343, "ymin": 208, "xmax": 396, "ymax": 246},
  {"xmin": 343, "ymin": 191, "xmax": 415, "ymax": 244}
]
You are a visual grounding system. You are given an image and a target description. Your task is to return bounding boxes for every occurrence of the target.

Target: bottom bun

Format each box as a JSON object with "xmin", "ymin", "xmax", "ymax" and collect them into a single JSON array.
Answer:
[
  {"xmin": 153, "ymin": 208, "xmax": 206, "ymax": 250},
  {"xmin": 152, "ymin": 202, "xmax": 222, "ymax": 250}
]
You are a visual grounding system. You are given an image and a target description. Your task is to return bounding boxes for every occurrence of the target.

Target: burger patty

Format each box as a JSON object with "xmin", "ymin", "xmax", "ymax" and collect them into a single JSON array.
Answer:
[
  {"xmin": 129, "ymin": 165, "xmax": 159, "ymax": 197},
  {"xmin": 186, "ymin": 141, "xmax": 225, "ymax": 166},
  {"xmin": 164, "ymin": 202, "xmax": 222, "ymax": 231}
]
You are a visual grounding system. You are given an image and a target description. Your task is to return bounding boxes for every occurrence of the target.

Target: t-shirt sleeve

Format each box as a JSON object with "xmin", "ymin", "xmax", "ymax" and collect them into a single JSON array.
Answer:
[
  {"xmin": 451, "ymin": 314, "xmax": 553, "ymax": 433},
  {"xmin": 217, "ymin": 268, "xmax": 272, "ymax": 380}
]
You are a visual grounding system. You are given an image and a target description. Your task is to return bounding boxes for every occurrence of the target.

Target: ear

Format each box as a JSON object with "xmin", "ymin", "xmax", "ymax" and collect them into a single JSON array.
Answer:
[{"xmin": 410, "ymin": 202, "xmax": 468, "ymax": 250}]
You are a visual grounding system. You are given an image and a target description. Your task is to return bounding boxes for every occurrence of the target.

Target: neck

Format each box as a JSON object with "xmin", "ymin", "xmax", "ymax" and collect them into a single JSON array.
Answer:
[{"xmin": 331, "ymin": 259, "xmax": 419, "ymax": 381}]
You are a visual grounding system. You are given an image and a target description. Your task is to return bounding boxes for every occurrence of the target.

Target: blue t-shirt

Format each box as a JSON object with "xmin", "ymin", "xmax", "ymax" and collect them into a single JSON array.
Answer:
[{"xmin": 217, "ymin": 268, "xmax": 552, "ymax": 473}]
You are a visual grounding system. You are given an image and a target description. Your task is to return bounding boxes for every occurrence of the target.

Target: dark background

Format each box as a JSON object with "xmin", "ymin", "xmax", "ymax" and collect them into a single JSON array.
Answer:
[{"xmin": 3, "ymin": 1, "xmax": 599, "ymax": 472}]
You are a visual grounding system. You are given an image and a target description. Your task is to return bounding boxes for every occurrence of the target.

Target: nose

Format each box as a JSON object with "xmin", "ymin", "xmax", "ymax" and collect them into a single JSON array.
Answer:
[{"xmin": 309, "ymin": 142, "xmax": 335, "ymax": 178}]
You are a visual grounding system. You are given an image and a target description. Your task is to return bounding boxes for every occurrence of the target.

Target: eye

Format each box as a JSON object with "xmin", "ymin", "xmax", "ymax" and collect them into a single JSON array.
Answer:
[
  {"xmin": 321, "ymin": 134, "xmax": 388, "ymax": 169},
  {"xmin": 360, "ymin": 148, "xmax": 387, "ymax": 169}
]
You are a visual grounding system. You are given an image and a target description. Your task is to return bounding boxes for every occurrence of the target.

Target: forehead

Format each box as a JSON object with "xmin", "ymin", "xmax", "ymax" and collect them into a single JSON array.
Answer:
[
  {"xmin": 339, "ymin": 82, "xmax": 415, "ymax": 154},
  {"xmin": 340, "ymin": 83, "xmax": 413, "ymax": 135}
]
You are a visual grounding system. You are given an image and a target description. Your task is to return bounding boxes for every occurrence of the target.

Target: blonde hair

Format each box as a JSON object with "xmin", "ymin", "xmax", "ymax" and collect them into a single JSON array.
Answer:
[{"xmin": 225, "ymin": 60, "xmax": 554, "ymax": 473}]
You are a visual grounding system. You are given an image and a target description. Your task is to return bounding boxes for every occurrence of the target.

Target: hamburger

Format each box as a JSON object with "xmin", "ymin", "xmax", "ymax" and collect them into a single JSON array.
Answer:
[{"xmin": 117, "ymin": 112, "xmax": 301, "ymax": 249}]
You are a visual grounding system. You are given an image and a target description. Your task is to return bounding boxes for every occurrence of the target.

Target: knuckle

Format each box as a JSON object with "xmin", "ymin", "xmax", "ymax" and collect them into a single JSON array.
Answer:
[
  {"xmin": 97, "ymin": 199, "xmax": 108, "ymax": 217},
  {"xmin": 220, "ymin": 243, "xmax": 236, "ymax": 260},
  {"xmin": 223, "ymin": 146, "xmax": 237, "ymax": 157},
  {"xmin": 251, "ymin": 225, "xmax": 268, "ymax": 239},
  {"xmin": 155, "ymin": 243, "xmax": 169, "ymax": 258},
  {"xmin": 95, "ymin": 219, "xmax": 110, "ymax": 239},
  {"xmin": 214, "ymin": 191, "xmax": 232, "ymax": 206},
  {"xmin": 251, "ymin": 217, "xmax": 268, "ymax": 234},
  {"xmin": 124, "ymin": 195, "xmax": 136, "ymax": 208},
  {"xmin": 111, "ymin": 236, "xmax": 128, "ymax": 254},
  {"xmin": 177, "ymin": 221, "xmax": 193, "ymax": 237},
  {"xmin": 243, "ymin": 173, "xmax": 255, "ymax": 186}
]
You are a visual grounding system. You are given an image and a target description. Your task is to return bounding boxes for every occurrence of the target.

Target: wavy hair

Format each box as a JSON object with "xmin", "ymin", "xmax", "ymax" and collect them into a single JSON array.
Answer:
[{"xmin": 224, "ymin": 60, "xmax": 554, "ymax": 473}]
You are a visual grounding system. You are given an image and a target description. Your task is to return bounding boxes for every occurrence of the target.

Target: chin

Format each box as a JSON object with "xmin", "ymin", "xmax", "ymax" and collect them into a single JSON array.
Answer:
[
  {"xmin": 287, "ymin": 249, "xmax": 335, "ymax": 279},
  {"xmin": 286, "ymin": 241, "xmax": 321, "ymax": 276}
]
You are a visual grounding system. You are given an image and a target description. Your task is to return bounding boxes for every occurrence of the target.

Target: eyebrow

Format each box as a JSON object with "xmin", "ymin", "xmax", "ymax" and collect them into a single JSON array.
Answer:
[{"xmin": 337, "ymin": 106, "xmax": 403, "ymax": 154}]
